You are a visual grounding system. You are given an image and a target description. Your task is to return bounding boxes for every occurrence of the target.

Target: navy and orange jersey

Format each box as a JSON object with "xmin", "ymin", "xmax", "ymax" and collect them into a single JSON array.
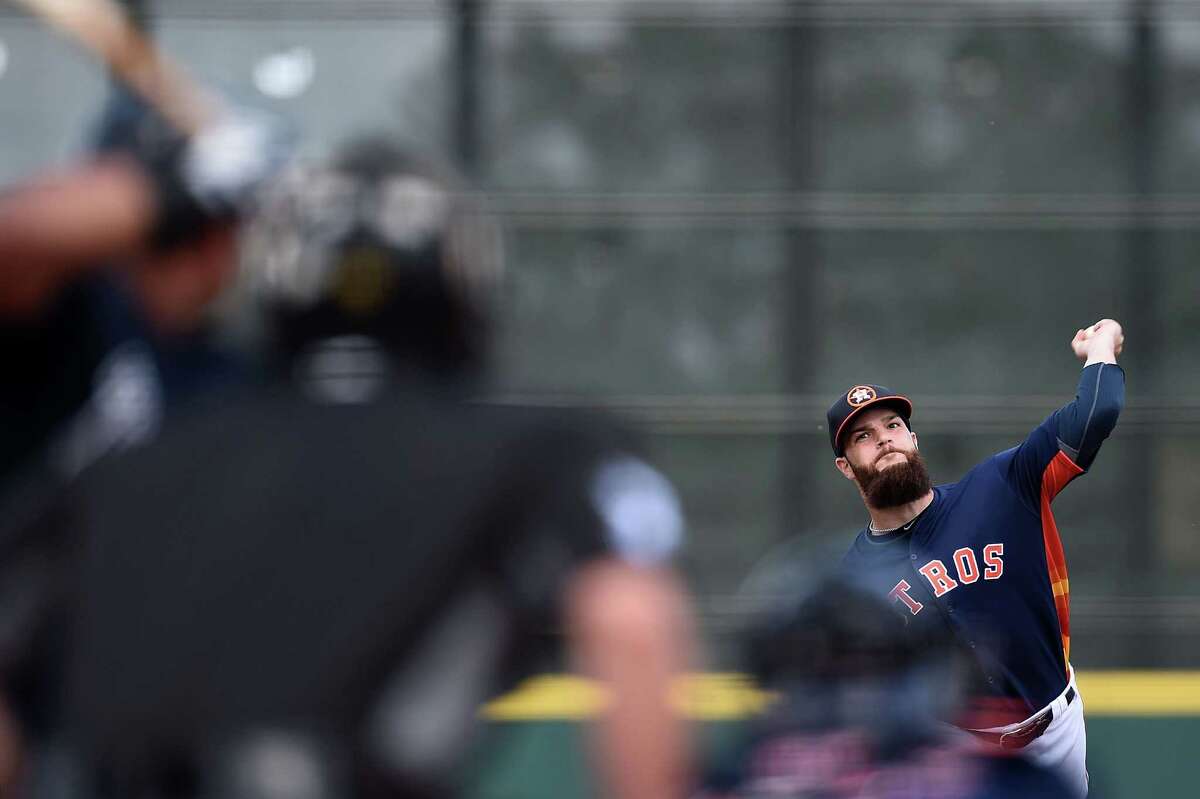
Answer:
[{"xmin": 842, "ymin": 362, "xmax": 1125, "ymax": 721}]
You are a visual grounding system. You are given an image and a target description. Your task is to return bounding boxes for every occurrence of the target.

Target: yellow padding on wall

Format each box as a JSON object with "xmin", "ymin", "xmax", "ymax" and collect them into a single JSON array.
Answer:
[
  {"xmin": 482, "ymin": 673, "xmax": 774, "ymax": 721},
  {"xmin": 1076, "ymin": 671, "xmax": 1200, "ymax": 716},
  {"xmin": 482, "ymin": 675, "xmax": 607, "ymax": 720},
  {"xmin": 482, "ymin": 671, "xmax": 1200, "ymax": 720}
]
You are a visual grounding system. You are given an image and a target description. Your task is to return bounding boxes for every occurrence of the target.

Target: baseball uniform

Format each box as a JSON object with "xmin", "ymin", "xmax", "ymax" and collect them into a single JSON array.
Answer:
[{"xmin": 840, "ymin": 363, "xmax": 1125, "ymax": 796}]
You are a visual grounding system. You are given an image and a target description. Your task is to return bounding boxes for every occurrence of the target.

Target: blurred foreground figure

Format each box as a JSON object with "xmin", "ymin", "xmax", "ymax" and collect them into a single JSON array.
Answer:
[
  {"xmin": 0, "ymin": 139, "xmax": 694, "ymax": 799},
  {"xmin": 0, "ymin": 86, "xmax": 289, "ymax": 793},
  {"xmin": 698, "ymin": 577, "xmax": 1071, "ymax": 799},
  {"xmin": 0, "ymin": 87, "xmax": 290, "ymax": 491}
]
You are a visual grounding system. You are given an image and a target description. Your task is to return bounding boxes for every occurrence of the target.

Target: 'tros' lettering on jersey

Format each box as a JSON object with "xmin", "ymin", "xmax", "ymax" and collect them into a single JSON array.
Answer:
[{"xmin": 893, "ymin": 543, "xmax": 1005, "ymax": 611}]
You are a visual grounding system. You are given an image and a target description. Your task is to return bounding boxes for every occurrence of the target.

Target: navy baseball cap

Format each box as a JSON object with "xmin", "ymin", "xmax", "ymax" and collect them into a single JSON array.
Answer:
[{"xmin": 827, "ymin": 384, "xmax": 914, "ymax": 456}]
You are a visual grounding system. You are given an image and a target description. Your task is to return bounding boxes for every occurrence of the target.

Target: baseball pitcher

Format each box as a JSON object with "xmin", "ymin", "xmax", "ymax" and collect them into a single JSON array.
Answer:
[{"xmin": 831, "ymin": 319, "xmax": 1126, "ymax": 797}]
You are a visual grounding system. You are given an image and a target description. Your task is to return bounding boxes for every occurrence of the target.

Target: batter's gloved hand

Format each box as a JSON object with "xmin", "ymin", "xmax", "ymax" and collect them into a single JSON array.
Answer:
[{"xmin": 147, "ymin": 102, "xmax": 296, "ymax": 249}]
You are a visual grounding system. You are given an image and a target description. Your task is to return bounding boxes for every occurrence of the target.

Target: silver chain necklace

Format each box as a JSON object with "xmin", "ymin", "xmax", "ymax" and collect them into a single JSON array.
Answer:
[{"xmin": 868, "ymin": 510, "xmax": 923, "ymax": 534}]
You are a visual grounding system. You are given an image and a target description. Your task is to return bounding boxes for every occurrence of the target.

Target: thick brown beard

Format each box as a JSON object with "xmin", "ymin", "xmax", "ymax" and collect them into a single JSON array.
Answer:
[{"xmin": 850, "ymin": 451, "xmax": 933, "ymax": 509}]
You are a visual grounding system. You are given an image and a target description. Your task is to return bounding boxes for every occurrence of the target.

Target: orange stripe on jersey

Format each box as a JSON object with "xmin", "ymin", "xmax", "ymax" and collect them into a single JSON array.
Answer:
[{"xmin": 1041, "ymin": 450, "xmax": 1084, "ymax": 671}]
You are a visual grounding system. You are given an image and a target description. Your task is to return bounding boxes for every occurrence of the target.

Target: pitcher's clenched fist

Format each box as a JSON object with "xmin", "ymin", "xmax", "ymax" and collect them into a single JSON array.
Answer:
[{"xmin": 1072, "ymin": 318, "xmax": 1124, "ymax": 365}]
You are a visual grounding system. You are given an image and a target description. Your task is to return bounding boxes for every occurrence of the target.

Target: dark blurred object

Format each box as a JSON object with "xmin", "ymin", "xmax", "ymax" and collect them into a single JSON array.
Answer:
[
  {"xmin": 749, "ymin": 574, "xmax": 927, "ymax": 682},
  {"xmin": 698, "ymin": 576, "xmax": 1071, "ymax": 798},
  {"xmin": 247, "ymin": 138, "xmax": 500, "ymax": 382},
  {"xmin": 744, "ymin": 575, "xmax": 965, "ymax": 754},
  {"xmin": 0, "ymin": 137, "xmax": 693, "ymax": 799}
]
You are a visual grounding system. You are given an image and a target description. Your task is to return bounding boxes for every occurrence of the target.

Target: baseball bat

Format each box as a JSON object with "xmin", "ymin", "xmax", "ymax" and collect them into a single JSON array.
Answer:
[{"xmin": 8, "ymin": 0, "xmax": 218, "ymax": 135}]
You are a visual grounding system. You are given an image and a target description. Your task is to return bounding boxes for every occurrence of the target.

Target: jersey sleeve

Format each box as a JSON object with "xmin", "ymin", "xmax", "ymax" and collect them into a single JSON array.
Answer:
[
  {"xmin": 994, "ymin": 362, "xmax": 1125, "ymax": 511},
  {"xmin": 584, "ymin": 454, "xmax": 685, "ymax": 566},
  {"xmin": 488, "ymin": 416, "xmax": 685, "ymax": 629}
]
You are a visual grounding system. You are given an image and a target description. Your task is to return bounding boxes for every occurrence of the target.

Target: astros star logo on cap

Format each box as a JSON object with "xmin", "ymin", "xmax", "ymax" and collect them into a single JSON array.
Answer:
[{"xmin": 847, "ymin": 386, "xmax": 876, "ymax": 406}]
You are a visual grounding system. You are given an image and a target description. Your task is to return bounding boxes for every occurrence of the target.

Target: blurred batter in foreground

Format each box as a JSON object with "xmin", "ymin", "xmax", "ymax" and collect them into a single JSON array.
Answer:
[{"xmin": 0, "ymin": 138, "xmax": 694, "ymax": 799}]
